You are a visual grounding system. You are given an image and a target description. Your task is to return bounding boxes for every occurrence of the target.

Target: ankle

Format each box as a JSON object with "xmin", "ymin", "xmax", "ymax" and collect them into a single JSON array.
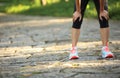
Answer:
[
  {"xmin": 102, "ymin": 45, "xmax": 109, "ymax": 48},
  {"xmin": 71, "ymin": 46, "xmax": 77, "ymax": 50},
  {"xmin": 103, "ymin": 42, "xmax": 109, "ymax": 47},
  {"xmin": 102, "ymin": 46, "xmax": 108, "ymax": 49}
]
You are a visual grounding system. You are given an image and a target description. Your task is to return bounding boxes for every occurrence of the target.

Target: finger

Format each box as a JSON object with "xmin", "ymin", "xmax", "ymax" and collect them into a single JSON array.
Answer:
[
  {"xmin": 102, "ymin": 14, "xmax": 107, "ymax": 20},
  {"xmin": 79, "ymin": 16, "xmax": 82, "ymax": 21},
  {"xmin": 73, "ymin": 13, "xmax": 75, "ymax": 21},
  {"xmin": 105, "ymin": 15, "xmax": 109, "ymax": 20},
  {"xmin": 79, "ymin": 15, "xmax": 82, "ymax": 21},
  {"xmin": 104, "ymin": 13, "xmax": 108, "ymax": 20},
  {"xmin": 79, "ymin": 17, "xmax": 81, "ymax": 21},
  {"xmin": 104, "ymin": 15, "xmax": 108, "ymax": 20},
  {"xmin": 100, "ymin": 16, "xmax": 103, "ymax": 20},
  {"xmin": 73, "ymin": 16, "xmax": 77, "ymax": 22},
  {"xmin": 104, "ymin": 12, "xmax": 109, "ymax": 20},
  {"xmin": 106, "ymin": 15, "xmax": 109, "ymax": 20},
  {"xmin": 74, "ymin": 17, "xmax": 77, "ymax": 22}
]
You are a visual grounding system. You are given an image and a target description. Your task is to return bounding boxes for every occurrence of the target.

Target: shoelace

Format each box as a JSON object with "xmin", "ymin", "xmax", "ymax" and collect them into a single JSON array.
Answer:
[
  {"xmin": 104, "ymin": 47, "xmax": 110, "ymax": 52},
  {"xmin": 71, "ymin": 48, "xmax": 76, "ymax": 53}
]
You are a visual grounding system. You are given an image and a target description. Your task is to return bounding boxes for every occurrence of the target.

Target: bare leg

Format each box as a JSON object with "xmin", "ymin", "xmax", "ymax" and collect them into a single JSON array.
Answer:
[
  {"xmin": 69, "ymin": 28, "xmax": 80, "ymax": 60},
  {"xmin": 100, "ymin": 27, "xmax": 109, "ymax": 46},
  {"xmin": 72, "ymin": 28, "xmax": 80, "ymax": 47},
  {"xmin": 100, "ymin": 27, "xmax": 114, "ymax": 58}
]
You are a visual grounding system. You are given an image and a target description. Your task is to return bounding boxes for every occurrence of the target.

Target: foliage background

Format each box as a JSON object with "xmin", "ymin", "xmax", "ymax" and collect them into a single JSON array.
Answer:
[{"xmin": 0, "ymin": 0, "xmax": 120, "ymax": 20}]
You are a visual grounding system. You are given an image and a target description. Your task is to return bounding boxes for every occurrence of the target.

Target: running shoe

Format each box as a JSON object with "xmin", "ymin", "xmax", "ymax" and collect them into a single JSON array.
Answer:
[
  {"xmin": 101, "ymin": 46, "xmax": 114, "ymax": 58},
  {"xmin": 69, "ymin": 47, "xmax": 79, "ymax": 60}
]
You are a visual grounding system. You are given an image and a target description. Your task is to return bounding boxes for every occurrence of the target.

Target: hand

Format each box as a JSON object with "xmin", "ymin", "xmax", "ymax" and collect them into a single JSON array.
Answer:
[
  {"xmin": 99, "ymin": 10, "xmax": 109, "ymax": 20},
  {"xmin": 73, "ymin": 11, "xmax": 82, "ymax": 22}
]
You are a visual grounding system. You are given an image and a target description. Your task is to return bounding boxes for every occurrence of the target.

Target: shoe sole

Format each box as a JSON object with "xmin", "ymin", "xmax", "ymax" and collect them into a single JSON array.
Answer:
[
  {"xmin": 70, "ymin": 56, "xmax": 79, "ymax": 60},
  {"xmin": 105, "ymin": 54, "xmax": 114, "ymax": 58}
]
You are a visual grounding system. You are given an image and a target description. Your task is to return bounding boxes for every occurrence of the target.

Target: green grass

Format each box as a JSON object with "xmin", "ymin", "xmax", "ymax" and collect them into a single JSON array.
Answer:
[
  {"xmin": 19, "ymin": 0, "xmax": 73, "ymax": 17},
  {"xmin": 0, "ymin": 0, "xmax": 120, "ymax": 20}
]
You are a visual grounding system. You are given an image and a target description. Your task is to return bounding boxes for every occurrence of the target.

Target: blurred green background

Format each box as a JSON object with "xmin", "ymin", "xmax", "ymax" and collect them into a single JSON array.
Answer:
[{"xmin": 0, "ymin": 0, "xmax": 120, "ymax": 20}]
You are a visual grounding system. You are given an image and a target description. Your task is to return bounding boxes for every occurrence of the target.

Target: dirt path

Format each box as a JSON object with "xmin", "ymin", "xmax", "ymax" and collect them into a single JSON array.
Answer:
[{"xmin": 0, "ymin": 13, "xmax": 120, "ymax": 78}]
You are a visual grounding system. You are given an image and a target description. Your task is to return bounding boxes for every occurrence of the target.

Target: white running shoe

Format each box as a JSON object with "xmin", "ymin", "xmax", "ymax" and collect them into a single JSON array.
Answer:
[
  {"xmin": 69, "ymin": 47, "xmax": 79, "ymax": 60},
  {"xmin": 101, "ymin": 46, "xmax": 114, "ymax": 58}
]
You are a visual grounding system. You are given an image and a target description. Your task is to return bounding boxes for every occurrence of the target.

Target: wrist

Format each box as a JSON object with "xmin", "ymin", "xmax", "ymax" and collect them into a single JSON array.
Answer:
[
  {"xmin": 76, "ymin": 10, "xmax": 81, "ymax": 13},
  {"xmin": 100, "ymin": 8, "xmax": 104, "ymax": 12}
]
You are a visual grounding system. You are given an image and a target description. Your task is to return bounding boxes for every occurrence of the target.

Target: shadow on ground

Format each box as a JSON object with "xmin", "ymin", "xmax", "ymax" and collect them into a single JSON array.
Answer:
[{"xmin": 0, "ymin": 14, "xmax": 120, "ymax": 78}]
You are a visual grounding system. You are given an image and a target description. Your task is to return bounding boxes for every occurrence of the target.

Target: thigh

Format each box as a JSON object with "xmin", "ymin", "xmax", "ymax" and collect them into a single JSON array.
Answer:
[
  {"xmin": 93, "ymin": 0, "xmax": 109, "ymax": 28},
  {"xmin": 93, "ymin": 0, "xmax": 108, "ymax": 14},
  {"xmin": 74, "ymin": 0, "xmax": 89, "ymax": 16},
  {"xmin": 72, "ymin": 0, "xmax": 90, "ymax": 29}
]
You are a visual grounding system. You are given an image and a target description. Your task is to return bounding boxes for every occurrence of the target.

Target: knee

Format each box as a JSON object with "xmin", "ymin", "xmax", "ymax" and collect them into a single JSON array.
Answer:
[
  {"xmin": 72, "ymin": 17, "xmax": 82, "ymax": 29},
  {"xmin": 99, "ymin": 17, "xmax": 109, "ymax": 28}
]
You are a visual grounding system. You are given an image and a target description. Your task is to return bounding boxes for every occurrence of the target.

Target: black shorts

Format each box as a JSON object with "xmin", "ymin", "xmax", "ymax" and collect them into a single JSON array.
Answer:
[{"xmin": 72, "ymin": 0, "xmax": 109, "ymax": 29}]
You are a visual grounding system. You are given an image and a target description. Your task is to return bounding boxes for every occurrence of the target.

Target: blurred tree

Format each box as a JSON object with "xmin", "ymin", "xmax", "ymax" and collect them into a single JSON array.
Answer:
[
  {"xmin": 65, "ymin": 0, "xmax": 69, "ymax": 2},
  {"xmin": 33, "ymin": 0, "xmax": 41, "ymax": 6},
  {"xmin": 41, "ymin": 0, "xmax": 47, "ymax": 6}
]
